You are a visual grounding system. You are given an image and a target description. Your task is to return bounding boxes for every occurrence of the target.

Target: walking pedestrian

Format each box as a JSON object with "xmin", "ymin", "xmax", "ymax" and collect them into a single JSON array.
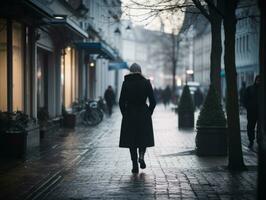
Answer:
[
  {"xmin": 243, "ymin": 75, "xmax": 260, "ymax": 148},
  {"xmin": 194, "ymin": 87, "xmax": 204, "ymax": 109},
  {"xmin": 119, "ymin": 63, "xmax": 156, "ymax": 173},
  {"xmin": 162, "ymin": 86, "xmax": 172, "ymax": 108},
  {"xmin": 239, "ymin": 81, "xmax": 246, "ymax": 114},
  {"xmin": 104, "ymin": 86, "xmax": 115, "ymax": 116},
  {"xmin": 239, "ymin": 81, "xmax": 246, "ymax": 106}
]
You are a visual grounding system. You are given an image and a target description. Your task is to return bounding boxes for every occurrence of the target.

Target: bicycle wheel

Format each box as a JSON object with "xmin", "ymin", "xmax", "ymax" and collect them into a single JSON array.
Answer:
[
  {"xmin": 79, "ymin": 110, "xmax": 88, "ymax": 126},
  {"xmin": 97, "ymin": 108, "xmax": 104, "ymax": 120},
  {"xmin": 85, "ymin": 109, "xmax": 102, "ymax": 126}
]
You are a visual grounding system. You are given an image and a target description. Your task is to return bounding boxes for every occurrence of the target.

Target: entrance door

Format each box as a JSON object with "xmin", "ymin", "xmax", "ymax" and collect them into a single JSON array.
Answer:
[{"xmin": 37, "ymin": 48, "xmax": 49, "ymax": 111}]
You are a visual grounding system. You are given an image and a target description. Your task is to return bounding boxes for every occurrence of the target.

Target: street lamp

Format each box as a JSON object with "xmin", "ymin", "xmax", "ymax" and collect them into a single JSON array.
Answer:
[
  {"xmin": 186, "ymin": 69, "xmax": 194, "ymax": 84},
  {"xmin": 89, "ymin": 62, "xmax": 95, "ymax": 67},
  {"xmin": 125, "ymin": 25, "xmax": 131, "ymax": 30},
  {"xmin": 114, "ymin": 27, "xmax": 121, "ymax": 35},
  {"xmin": 53, "ymin": 15, "xmax": 67, "ymax": 20},
  {"xmin": 186, "ymin": 69, "xmax": 194, "ymax": 75}
]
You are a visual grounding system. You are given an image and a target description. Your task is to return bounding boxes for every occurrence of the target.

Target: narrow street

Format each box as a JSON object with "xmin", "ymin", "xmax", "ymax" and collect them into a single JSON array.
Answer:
[
  {"xmin": 0, "ymin": 0, "xmax": 265, "ymax": 199},
  {"xmin": 1, "ymin": 105, "xmax": 254, "ymax": 200}
]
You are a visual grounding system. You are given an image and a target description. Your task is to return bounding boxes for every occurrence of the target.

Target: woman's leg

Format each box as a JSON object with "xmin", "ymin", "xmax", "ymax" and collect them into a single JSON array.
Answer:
[
  {"xmin": 129, "ymin": 148, "xmax": 138, "ymax": 173},
  {"xmin": 138, "ymin": 147, "xmax": 146, "ymax": 160},
  {"xmin": 138, "ymin": 147, "xmax": 146, "ymax": 169},
  {"xmin": 129, "ymin": 148, "xmax": 138, "ymax": 162}
]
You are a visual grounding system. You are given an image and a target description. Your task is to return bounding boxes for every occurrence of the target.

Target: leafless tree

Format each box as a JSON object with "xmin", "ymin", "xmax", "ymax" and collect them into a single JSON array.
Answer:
[{"xmin": 124, "ymin": 0, "xmax": 259, "ymax": 170}]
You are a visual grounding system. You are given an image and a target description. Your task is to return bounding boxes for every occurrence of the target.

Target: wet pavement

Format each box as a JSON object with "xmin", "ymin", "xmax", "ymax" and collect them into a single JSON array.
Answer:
[{"xmin": 0, "ymin": 105, "xmax": 257, "ymax": 200}]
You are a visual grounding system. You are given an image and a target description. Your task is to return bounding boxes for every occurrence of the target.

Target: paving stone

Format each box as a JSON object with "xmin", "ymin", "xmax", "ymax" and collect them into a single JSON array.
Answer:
[{"xmin": 0, "ymin": 105, "xmax": 257, "ymax": 200}]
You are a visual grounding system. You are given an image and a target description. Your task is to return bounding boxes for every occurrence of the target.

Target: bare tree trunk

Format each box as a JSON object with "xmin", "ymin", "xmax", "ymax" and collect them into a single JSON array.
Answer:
[
  {"xmin": 258, "ymin": 0, "xmax": 266, "ymax": 198},
  {"xmin": 192, "ymin": 0, "xmax": 223, "ymax": 97},
  {"xmin": 223, "ymin": 0, "xmax": 245, "ymax": 170}
]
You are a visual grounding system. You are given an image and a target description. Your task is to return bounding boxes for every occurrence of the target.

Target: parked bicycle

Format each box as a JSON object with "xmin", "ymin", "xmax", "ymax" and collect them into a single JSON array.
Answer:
[{"xmin": 73, "ymin": 98, "xmax": 104, "ymax": 126}]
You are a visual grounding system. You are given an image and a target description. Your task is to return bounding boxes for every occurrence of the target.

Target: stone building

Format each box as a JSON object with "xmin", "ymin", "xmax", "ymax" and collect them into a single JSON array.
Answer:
[
  {"xmin": 0, "ymin": 0, "xmax": 125, "ymax": 151},
  {"xmin": 178, "ymin": 0, "xmax": 260, "ymax": 98},
  {"xmin": 121, "ymin": 23, "xmax": 175, "ymax": 88}
]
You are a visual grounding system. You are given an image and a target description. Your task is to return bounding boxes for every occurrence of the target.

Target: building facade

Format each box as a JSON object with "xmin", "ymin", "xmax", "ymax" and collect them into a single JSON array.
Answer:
[
  {"xmin": 234, "ymin": 0, "xmax": 260, "ymax": 87},
  {"xmin": 0, "ymin": 0, "xmax": 125, "ymax": 150},
  {"xmin": 121, "ymin": 23, "xmax": 175, "ymax": 89},
  {"xmin": 178, "ymin": 0, "xmax": 260, "ymax": 98}
]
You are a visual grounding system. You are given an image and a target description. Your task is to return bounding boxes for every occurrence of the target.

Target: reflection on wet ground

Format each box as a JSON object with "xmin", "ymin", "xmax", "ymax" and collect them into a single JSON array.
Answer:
[{"xmin": 0, "ymin": 105, "xmax": 257, "ymax": 200}]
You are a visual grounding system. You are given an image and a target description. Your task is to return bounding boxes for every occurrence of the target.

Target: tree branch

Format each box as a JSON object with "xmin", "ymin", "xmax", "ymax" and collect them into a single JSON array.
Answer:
[
  {"xmin": 191, "ymin": 0, "xmax": 211, "ymax": 21},
  {"xmin": 204, "ymin": 0, "xmax": 225, "ymax": 18}
]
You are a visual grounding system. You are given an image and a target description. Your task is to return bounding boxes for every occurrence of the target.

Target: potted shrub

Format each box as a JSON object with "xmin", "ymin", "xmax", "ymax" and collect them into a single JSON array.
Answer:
[
  {"xmin": 177, "ymin": 85, "xmax": 194, "ymax": 128},
  {"xmin": 0, "ymin": 111, "xmax": 39, "ymax": 158},
  {"xmin": 195, "ymin": 84, "xmax": 227, "ymax": 156},
  {"xmin": 62, "ymin": 105, "xmax": 76, "ymax": 129},
  {"xmin": 37, "ymin": 107, "xmax": 49, "ymax": 138}
]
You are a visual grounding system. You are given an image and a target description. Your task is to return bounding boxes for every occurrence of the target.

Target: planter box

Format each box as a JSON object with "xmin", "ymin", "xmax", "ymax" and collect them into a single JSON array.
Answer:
[
  {"xmin": 0, "ymin": 131, "xmax": 27, "ymax": 158},
  {"xmin": 26, "ymin": 125, "xmax": 40, "ymax": 150},
  {"xmin": 178, "ymin": 112, "xmax": 194, "ymax": 128},
  {"xmin": 0, "ymin": 125, "xmax": 39, "ymax": 158},
  {"xmin": 39, "ymin": 117, "xmax": 62, "ymax": 139},
  {"xmin": 63, "ymin": 114, "xmax": 76, "ymax": 129},
  {"xmin": 195, "ymin": 126, "xmax": 227, "ymax": 156}
]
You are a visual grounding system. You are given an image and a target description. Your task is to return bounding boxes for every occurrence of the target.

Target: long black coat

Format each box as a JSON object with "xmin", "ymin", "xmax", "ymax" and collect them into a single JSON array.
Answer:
[
  {"xmin": 243, "ymin": 84, "xmax": 259, "ymax": 117},
  {"xmin": 119, "ymin": 73, "xmax": 156, "ymax": 148}
]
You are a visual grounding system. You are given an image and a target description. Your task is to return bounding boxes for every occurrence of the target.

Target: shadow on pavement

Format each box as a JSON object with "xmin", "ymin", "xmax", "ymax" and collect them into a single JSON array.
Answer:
[{"xmin": 161, "ymin": 150, "xmax": 196, "ymax": 157}]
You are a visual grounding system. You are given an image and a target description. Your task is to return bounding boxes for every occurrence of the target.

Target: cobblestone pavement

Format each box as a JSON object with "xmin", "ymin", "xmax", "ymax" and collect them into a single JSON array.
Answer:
[
  {"xmin": 0, "ymin": 105, "xmax": 257, "ymax": 200},
  {"xmin": 239, "ymin": 110, "xmax": 259, "ymax": 153},
  {"xmin": 39, "ymin": 105, "xmax": 257, "ymax": 200}
]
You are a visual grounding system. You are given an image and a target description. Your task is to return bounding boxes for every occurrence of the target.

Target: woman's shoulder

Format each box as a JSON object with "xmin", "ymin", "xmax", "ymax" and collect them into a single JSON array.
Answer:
[{"xmin": 124, "ymin": 73, "xmax": 148, "ymax": 82}]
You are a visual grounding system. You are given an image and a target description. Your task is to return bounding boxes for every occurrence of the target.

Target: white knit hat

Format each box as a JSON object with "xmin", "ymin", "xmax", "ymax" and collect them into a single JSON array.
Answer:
[{"xmin": 129, "ymin": 63, "xmax": 142, "ymax": 73}]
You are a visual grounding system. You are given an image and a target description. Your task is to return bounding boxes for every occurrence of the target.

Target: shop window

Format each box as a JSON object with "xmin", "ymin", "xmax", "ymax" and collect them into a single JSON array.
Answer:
[
  {"xmin": 239, "ymin": 37, "xmax": 242, "ymax": 53},
  {"xmin": 243, "ymin": 35, "xmax": 245, "ymax": 53},
  {"xmin": 247, "ymin": 35, "xmax": 249, "ymax": 51},
  {"xmin": 12, "ymin": 22, "xmax": 24, "ymax": 111},
  {"xmin": 61, "ymin": 47, "xmax": 77, "ymax": 109},
  {"xmin": 37, "ymin": 48, "xmax": 49, "ymax": 109},
  {"xmin": 235, "ymin": 38, "xmax": 238, "ymax": 53},
  {"xmin": 0, "ymin": 19, "xmax": 7, "ymax": 111},
  {"xmin": 71, "ymin": 48, "xmax": 77, "ymax": 102},
  {"xmin": 64, "ymin": 47, "xmax": 72, "ymax": 108}
]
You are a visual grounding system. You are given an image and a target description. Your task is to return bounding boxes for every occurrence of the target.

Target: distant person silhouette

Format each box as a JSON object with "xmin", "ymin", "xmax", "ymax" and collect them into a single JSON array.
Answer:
[
  {"xmin": 243, "ymin": 75, "xmax": 260, "ymax": 148},
  {"xmin": 239, "ymin": 81, "xmax": 246, "ymax": 108},
  {"xmin": 194, "ymin": 88, "xmax": 204, "ymax": 109},
  {"xmin": 119, "ymin": 63, "xmax": 156, "ymax": 173},
  {"xmin": 104, "ymin": 85, "xmax": 115, "ymax": 116},
  {"xmin": 162, "ymin": 86, "xmax": 172, "ymax": 107}
]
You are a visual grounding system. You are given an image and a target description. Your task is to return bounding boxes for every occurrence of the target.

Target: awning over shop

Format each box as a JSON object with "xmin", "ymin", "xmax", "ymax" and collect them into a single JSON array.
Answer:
[
  {"xmin": 24, "ymin": 0, "xmax": 54, "ymax": 18},
  {"xmin": 50, "ymin": 17, "xmax": 88, "ymax": 39},
  {"xmin": 1, "ymin": 0, "xmax": 54, "ymax": 19},
  {"xmin": 108, "ymin": 62, "xmax": 129, "ymax": 70},
  {"xmin": 75, "ymin": 42, "xmax": 117, "ymax": 60}
]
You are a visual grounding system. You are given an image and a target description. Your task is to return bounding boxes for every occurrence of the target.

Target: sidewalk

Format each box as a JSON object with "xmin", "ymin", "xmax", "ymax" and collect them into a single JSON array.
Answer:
[
  {"xmin": 239, "ymin": 111, "xmax": 259, "ymax": 153},
  {"xmin": 0, "ymin": 105, "xmax": 257, "ymax": 200}
]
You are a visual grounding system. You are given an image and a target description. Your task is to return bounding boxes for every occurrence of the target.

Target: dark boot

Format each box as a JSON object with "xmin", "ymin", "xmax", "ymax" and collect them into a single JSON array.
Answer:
[
  {"xmin": 132, "ymin": 161, "xmax": 139, "ymax": 173},
  {"xmin": 139, "ymin": 150, "xmax": 146, "ymax": 169},
  {"xmin": 130, "ymin": 148, "xmax": 139, "ymax": 173}
]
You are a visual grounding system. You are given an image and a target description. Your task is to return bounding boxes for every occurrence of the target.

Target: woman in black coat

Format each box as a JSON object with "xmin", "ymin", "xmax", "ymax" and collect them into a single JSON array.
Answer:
[{"xmin": 119, "ymin": 63, "xmax": 156, "ymax": 173}]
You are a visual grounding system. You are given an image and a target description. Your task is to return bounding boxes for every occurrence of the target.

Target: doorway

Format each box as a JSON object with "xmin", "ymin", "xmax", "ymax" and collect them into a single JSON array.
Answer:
[{"xmin": 37, "ymin": 48, "xmax": 51, "ymax": 112}]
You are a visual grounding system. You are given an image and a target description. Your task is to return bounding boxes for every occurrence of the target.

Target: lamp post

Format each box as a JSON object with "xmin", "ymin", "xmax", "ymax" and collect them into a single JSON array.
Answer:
[
  {"xmin": 113, "ymin": 23, "xmax": 131, "ymax": 101},
  {"xmin": 186, "ymin": 69, "xmax": 194, "ymax": 84}
]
